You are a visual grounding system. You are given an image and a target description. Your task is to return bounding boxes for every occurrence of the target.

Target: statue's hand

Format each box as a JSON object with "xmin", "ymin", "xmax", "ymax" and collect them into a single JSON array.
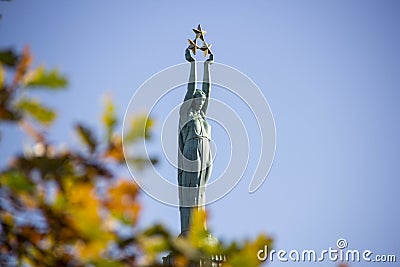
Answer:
[
  {"xmin": 185, "ymin": 48, "xmax": 195, "ymax": 62},
  {"xmin": 205, "ymin": 53, "xmax": 214, "ymax": 65}
]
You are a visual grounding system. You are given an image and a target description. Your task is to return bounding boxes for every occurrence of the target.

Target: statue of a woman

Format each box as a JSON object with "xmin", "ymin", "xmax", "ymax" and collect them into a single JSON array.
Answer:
[{"xmin": 178, "ymin": 48, "xmax": 213, "ymax": 236}]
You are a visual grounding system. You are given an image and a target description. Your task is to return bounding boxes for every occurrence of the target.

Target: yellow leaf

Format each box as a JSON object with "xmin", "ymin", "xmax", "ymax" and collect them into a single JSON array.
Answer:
[
  {"xmin": 68, "ymin": 184, "xmax": 103, "ymax": 239},
  {"xmin": 75, "ymin": 239, "xmax": 106, "ymax": 261},
  {"xmin": 101, "ymin": 95, "xmax": 117, "ymax": 140},
  {"xmin": 188, "ymin": 209, "xmax": 208, "ymax": 247},
  {"xmin": 1, "ymin": 211, "xmax": 14, "ymax": 226},
  {"xmin": 13, "ymin": 46, "xmax": 32, "ymax": 85},
  {"xmin": 20, "ymin": 194, "xmax": 38, "ymax": 208},
  {"xmin": 105, "ymin": 180, "xmax": 140, "ymax": 224},
  {"xmin": 225, "ymin": 234, "xmax": 273, "ymax": 267},
  {"xmin": 0, "ymin": 63, "xmax": 4, "ymax": 86},
  {"xmin": 103, "ymin": 135, "xmax": 125, "ymax": 162},
  {"xmin": 175, "ymin": 255, "xmax": 189, "ymax": 267}
]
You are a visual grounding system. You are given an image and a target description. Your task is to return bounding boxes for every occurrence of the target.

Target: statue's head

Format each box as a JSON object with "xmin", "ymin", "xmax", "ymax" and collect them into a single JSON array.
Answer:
[{"xmin": 192, "ymin": 89, "xmax": 206, "ymax": 110}]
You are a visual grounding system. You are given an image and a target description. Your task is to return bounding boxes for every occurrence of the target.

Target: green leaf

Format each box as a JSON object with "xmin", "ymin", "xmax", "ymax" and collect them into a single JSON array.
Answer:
[
  {"xmin": 0, "ymin": 171, "xmax": 34, "ymax": 193},
  {"xmin": 75, "ymin": 123, "xmax": 97, "ymax": 153},
  {"xmin": 0, "ymin": 49, "xmax": 19, "ymax": 67},
  {"xmin": 24, "ymin": 66, "xmax": 67, "ymax": 89},
  {"xmin": 15, "ymin": 98, "xmax": 56, "ymax": 125}
]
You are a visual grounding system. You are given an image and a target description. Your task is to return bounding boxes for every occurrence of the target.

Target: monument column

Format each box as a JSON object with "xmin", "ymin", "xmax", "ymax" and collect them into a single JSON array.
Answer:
[{"xmin": 163, "ymin": 24, "xmax": 225, "ymax": 267}]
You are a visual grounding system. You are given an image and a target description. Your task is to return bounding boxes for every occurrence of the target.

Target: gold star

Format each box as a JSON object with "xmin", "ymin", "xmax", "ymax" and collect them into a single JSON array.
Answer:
[
  {"xmin": 187, "ymin": 39, "xmax": 200, "ymax": 55},
  {"xmin": 193, "ymin": 24, "xmax": 206, "ymax": 41},
  {"xmin": 200, "ymin": 41, "xmax": 213, "ymax": 57}
]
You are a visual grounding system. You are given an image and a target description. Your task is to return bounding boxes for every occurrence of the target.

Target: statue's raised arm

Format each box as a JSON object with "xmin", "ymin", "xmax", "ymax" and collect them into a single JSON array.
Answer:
[
  {"xmin": 180, "ymin": 48, "xmax": 197, "ymax": 117},
  {"xmin": 201, "ymin": 53, "xmax": 213, "ymax": 115}
]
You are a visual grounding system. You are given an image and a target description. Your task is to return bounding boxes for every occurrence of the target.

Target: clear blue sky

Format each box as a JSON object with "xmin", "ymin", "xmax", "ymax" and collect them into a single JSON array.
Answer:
[{"xmin": 1, "ymin": 1, "xmax": 399, "ymax": 266}]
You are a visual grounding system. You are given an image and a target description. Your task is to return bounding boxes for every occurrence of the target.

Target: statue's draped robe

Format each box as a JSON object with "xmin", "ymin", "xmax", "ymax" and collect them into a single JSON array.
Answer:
[{"xmin": 178, "ymin": 106, "xmax": 212, "ymax": 234}]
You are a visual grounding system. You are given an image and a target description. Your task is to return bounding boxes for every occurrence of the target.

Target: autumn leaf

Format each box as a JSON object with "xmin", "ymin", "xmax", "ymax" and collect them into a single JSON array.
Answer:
[
  {"xmin": 90, "ymin": 259, "xmax": 127, "ymax": 267},
  {"xmin": 13, "ymin": 46, "xmax": 32, "ymax": 85},
  {"xmin": 103, "ymin": 135, "xmax": 125, "ymax": 163},
  {"xmin": 105, "ymin": 179, "xmax": 140, "ymax": 224},
  {"xmin": 188, "ymin": 209, "xmax": 208, "ymax": 248},
  {"xmin": 101, "ymin": 95, "xmax": 117, "ymax": 140},
  {"xmin": 188, "ymin": 209, "xmax": 221, "ymax": 255},
  {"xmin": 224, "ymin": 234, "xmax": 273, "ymax": 267},
  {"xmin": 0, "ymin": 62, "xmax": 4, "ymax": 86},
  {"xmin": 67, "ymin": 183, "xmax": 111, "ymax": 245}
]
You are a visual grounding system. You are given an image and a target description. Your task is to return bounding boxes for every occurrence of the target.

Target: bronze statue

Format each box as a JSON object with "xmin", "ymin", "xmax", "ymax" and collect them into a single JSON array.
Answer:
[{"xmin": 178, "ymin": 25, "xmax": 214, "ymax": 236}]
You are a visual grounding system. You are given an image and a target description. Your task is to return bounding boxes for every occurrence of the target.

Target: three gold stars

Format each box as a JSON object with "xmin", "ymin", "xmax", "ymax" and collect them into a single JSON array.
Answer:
[{"xmin": 187, "ymin": 24, "xmax": 213, "ymax": 57}]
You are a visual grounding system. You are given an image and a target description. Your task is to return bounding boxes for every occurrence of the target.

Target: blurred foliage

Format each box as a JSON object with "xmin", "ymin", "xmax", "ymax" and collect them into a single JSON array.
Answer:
[
  {"xmin": 0, "ymin": 47, "xmax": 273, "ymax": 267},
  {"xmin": 24, "ymin": 65, "xmax": 67, "ymax": 89},
  {"xmin": 16, "ymin": 98, "xmax": 56, "ymax": 126},
  {"xmin": 0, "ymin": 49, "xmax": 19, "ymax": 67}
]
